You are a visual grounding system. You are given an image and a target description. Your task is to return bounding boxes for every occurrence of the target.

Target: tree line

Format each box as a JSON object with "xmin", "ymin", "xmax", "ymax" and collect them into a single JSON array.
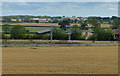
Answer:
[
  {"xmin": 2, "ymin": 17, "xmax": 120, "ymax": 41},
  {"xmin": 1, "ymin": 15, "xmax": 119, "ymax": 24}
]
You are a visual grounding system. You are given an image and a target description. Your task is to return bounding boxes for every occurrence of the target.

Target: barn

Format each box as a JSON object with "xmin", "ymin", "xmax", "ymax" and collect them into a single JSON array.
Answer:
[{"xmin": 36, "ymin": 30, "xmax": 50, "ymax": 35}]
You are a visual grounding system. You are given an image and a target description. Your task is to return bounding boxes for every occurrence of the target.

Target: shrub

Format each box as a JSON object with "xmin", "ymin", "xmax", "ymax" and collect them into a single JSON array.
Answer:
[
  {"xmin": 81, "ymin": 35, "xmax": 87, "ymax": 40},
  {"xmin": 32, "ymin": 35, "xmax": 42, "ymax": 39},
  {"xmin": 10, "ymin": 25, "xmax": 27, "ymax": 39},
  {"xmin": 88, "ymin": 34, "xmax": 96, "ymax": 40},
  {"xmin": 94, "ymin": 27, "xmax": 114, "ymax": 41},
  {"xmin": 42, "ymin": 34, "xmax": 50, "ymax": 40},
  {"xmin": 71, "ymin": 28, "xmax": 82, "ymax": 40},
  {"xmin": 2, "ymin": 33, "xmax": 11, "ymax": 39},
  {"xmin": 53, "ymin": 28, "xmax": 68, "ymax": 40},
  {"xmin": 2, "ymin": 24, "xmax": 11, "ymax": 34}
]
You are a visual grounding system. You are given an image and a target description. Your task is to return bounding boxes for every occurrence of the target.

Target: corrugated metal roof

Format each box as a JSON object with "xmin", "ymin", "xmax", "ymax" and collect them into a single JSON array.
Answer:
[{"xmin": 36, "ymin": 30, "xmax": 50, "ymax": 33}]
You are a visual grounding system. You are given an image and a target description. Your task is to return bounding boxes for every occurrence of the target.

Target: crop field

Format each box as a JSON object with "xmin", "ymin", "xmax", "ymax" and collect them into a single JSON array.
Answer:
[
  {"xmin": 26, "ymin": 27, "xmax": 50, "ymax": 32},
  {"xmin": 2, "ymin": 46, "xmax": 118, "ymax": 74},
  {"xmin": 1, "ymin": 23, "xmax": 59, "ymax": 26},
  {"xmin": 1, "ymin": 23, "xmax": 111, "ymax": 28},
  {"xmin": 0, "ymin": 26, "xmax": 50, "ymax": 32}
]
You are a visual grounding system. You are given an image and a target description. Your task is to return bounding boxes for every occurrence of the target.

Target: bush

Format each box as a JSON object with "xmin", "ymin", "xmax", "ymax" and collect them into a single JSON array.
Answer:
[
  {"xmin": 32, "ymin": 35, "xmax": 42, "ymax": 39},
  {"xmin": 88, "ymin": 35, "xmax": 96, "ymax": 40},
  {"xmin": 25, "ymin": 34, "xmax": 36, "ymax": 39},
  {"xmin": 2, "ymin": 33, "xmax": 5, "ymax": 39},
  {"xmin": 2, "ymin": 33, "xmax": 11, "ymax": 39},
  {"xmin": 10, "ymin": 25, "xmax": 27, "ymax": 39},
  {"xmin": 53, "ymin": 28, "xmax": 68, "ymax": 40},
  {"xmin": 2, "ymin": 24, "xmax": 11, "ymax": 34},
  {"xmin": 71, "ymin": 28, "xmax": 82, "ymax": 40},
  {"xmin": 42, "ymin": 34, "xmax": 50, "ymax": 40},
  {"xmin": 93, "ymin": 27, "xmax": 114, "ymax": 41},
  {"xmin": 81, "ymin": 35, "xmax": 87, "ymax": 40}
]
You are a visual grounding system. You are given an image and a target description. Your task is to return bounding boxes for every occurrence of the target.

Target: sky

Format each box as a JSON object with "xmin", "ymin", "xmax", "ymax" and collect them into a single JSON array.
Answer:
[
  {"xmin": 2, "ymin": 2, "xmax": 119, "ymax": 17},
  {"xmin": 1, "ymin": 0, "xmax": 120, "ymax": 2}
]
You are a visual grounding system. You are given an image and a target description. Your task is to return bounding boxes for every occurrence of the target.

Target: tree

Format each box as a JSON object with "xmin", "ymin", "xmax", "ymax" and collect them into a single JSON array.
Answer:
[
  {"xmin": 111, "ymin": 18, "xmax": 120, "ymax": 29},
  {"xmin": 3, "ymin": 17, "xmax": 11, "ymax": 23},
  {"xmin": 93, "ymin": 27, "xmax": 114, "ymax": 41},
  {"xmin": 94, "ymin": 28, "xmax": 106, "ymax": 41},
  {"xmin": 24, "ymin": 17, "xmax": 31, "ymax": 23},
  {"xmin": 42, "ymin": 34, "xmax": 50, "ymax": 40},
  {"xmin": 35, "ymin": 20, "xmax": 39, "ymax": 24},
  {"xmin": 53, "ymin": 28, "xmax": 67, "ymax": 40},
  {"xmin": 105, "ymin": 28, "xmax": 114, "ymax": 41},
  {"xmin": 80, "ymin": 22, "xmax": 88, "ymax": 30},
  {"xmin": 88, "ymin": 34, "xmax": 96, "ymax": 41},
  {"xmin": 52, "ymin": 19, "xmax": 58, "ymax": 23},
  {"xmin": 88, "ymin": 17, "xmax": 100, "ymax": 29},
  {"xmin": 72, "ymin": 25, "xmax": 80, "ymax": 28},
  {"xmin": 74, "ymin": 19, "xmax": 78, "ymax": 23},
  {"xmin": 2, "ymin": 24, "xmax": 11, "ymax": 34},
  {"xmin": 10, "ymin": 25, "xmax": 27, "ymax": 39},
  {"xmin": 71, "ymin": 26, "xmax": 82, "ymax": 40},
  {"xmin": 111, "ymin": 16, "xmax": 118, "ymax": 20},
  {"xmin": 58, "ymin": 18, "xmax": 70, "ymax": 30}
]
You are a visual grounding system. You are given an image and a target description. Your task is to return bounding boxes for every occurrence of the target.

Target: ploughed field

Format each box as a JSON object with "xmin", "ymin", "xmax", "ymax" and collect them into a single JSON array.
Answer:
[{"xmin": 2, "ymin": 46, "xmax": 118, "ymax": 74}]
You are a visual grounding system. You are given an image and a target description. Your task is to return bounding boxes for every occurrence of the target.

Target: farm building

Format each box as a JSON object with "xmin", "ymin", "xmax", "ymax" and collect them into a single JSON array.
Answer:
[
  {"xmin": 36, "ymin": 30, "xmax": 50, "ymax": 35},
  {"xmin": 31, "ymin": 18, "xmax": 52, "ymax": 22}
]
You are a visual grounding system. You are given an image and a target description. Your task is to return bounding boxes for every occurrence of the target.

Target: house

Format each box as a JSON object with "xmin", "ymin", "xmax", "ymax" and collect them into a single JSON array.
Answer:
[
  {"xmin": 31, "ymin": 18, "xmax": 40, "ymax": 21},
  {"xmin": 82, "ymin": 30, "xmax": 93, "ymax": 37},
  {"xmin": 81, "ymin": 17, "xmax": 88, "ymax": 21},
  {"xmin": 39, "ymin": 19, "xmax": 47, "ymax": 22}
]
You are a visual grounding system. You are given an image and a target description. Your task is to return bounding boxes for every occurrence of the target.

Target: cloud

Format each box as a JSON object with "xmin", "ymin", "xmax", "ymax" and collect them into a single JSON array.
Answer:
[
  {"xmin": 108, "ymin": 8, "xmax": 118, "ymax": 10},
  {"xmin": 16, "ymin": 2, "xmax": 29, "ymax": 6},
  {"xmin": 2, "ymin": 2, "xmax": 118, "ymax": 17},
  {"xmin": 2, "ymin": 0, "xmax": 27, "ymax": 2}
]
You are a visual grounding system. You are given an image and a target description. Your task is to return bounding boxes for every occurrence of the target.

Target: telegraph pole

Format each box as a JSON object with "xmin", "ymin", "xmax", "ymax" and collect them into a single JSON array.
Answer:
[
  {"xmin": 68, "ymin": 26, "xmax": 71, "ymax": 40},
  {"xmin": 66, "ymin": 25, "xmax": 71, "ymax": 40},
  {"xmin": 50, "ymin": 25, "xmax": 55, "ymax": 41}
]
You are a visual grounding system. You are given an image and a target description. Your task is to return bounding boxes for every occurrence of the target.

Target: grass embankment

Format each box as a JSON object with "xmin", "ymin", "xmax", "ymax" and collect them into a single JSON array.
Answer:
[
  {"xmin": 1, "ymin": 40, "xmax": 118, "ymax": 47},
  {"xmin": 2, "ymin": 40, "xmax": 117, "ymax": 44}
]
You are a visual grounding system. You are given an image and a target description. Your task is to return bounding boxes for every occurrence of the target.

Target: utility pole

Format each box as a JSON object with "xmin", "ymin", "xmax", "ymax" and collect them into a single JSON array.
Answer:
[
  {"xmin": 50, "ymin": 25, "xmax": 55, "ymax": 41},
  {"xmin": 66, "ymin": 25, "xmax": 71, "ymax": 40},
  {"xmin": 68, "ymin": 26, "xmax": 71, "ymax": 40}
]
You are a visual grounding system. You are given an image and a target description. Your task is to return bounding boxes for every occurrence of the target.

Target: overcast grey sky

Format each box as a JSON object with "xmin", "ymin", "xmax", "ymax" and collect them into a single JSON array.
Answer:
[{"xmin": 2, "ymin": 2, "xmax": 118, "ymax": 17}]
